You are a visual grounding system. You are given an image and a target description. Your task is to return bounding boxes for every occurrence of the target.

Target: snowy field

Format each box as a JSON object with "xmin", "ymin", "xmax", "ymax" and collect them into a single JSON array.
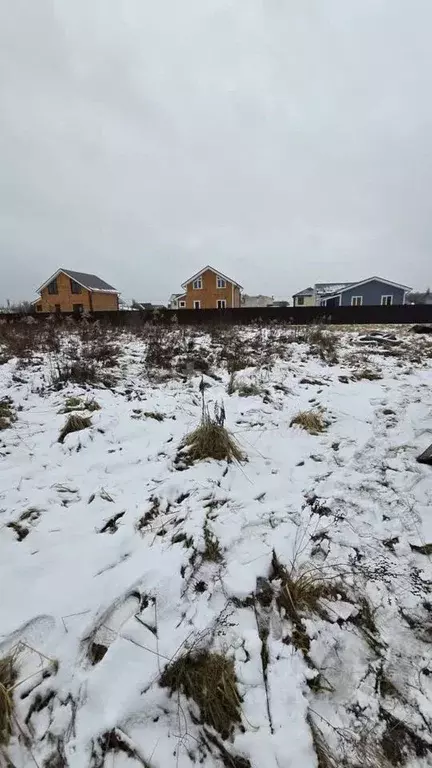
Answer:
[{"xmin": 1, "ymin": 320, "xmax": 432, "ymax": 768}]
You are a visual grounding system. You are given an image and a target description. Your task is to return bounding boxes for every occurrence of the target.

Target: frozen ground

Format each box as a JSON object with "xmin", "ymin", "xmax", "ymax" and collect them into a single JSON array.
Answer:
[{"xmin": 1, "ymin": 321, "xmax": 432, "ymax": 768}]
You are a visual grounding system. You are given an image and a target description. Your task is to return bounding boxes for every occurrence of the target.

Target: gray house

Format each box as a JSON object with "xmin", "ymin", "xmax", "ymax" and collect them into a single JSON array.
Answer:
[
  {"xmin": 319, "ymin": 277, "xmax": 412, "ymax": 307},
  {"xmin": 294, "ymin": 276, "xmax": 411, "ymax": 307}
]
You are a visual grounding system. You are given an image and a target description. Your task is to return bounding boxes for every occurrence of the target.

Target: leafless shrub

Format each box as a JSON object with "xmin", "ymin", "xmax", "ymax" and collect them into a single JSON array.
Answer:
[{"xmin": 307, "ymin": 327, "xmax": 339, "ymax": 363}]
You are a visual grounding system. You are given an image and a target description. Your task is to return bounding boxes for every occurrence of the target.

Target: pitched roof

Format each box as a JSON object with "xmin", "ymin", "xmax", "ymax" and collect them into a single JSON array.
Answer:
[
  {"xmin": 38, "ymin": 269, "xmax": 119, "ymax": 293},
  {"xmin": 181, "ymin": 265, "xmax": 243, "ymax": 289},
  {"xmin": 293, "ymin": 286, "xmax": 314, "ymax": 297},
  {"xmin": 320, "ymin": 276, "xmax": 412, "ymax": 301}
]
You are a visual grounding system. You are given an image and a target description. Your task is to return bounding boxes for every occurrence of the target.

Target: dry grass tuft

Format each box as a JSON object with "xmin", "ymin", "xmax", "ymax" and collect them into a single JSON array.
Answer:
[
  {"xmin": 160, "ymin": 650, "xmax": 242, "ymax": 738},
  {"xmin": 271, "ymin": 551, "xmax": 337, "ymax": 618},
  {"xmin": 0, "ymin": 398, "xmax": 16, "ymax": 431},
  {"xmin": 60, "ymin": 397, "xmax": 101, "ymax": 414},
  {"xmin": 0, "ymin": 652, "xmax": 18, "ymax": 746},
  {"xmin": 58, "ymin": 414, "xmax": 91, "ymax": 443},
  {"xmin": 181, "ymin": 419, "xmax": 245, "ymax": 465},
  {"xmin": 143, "ymin": 411, "xmax": 165, "ymax": 421},
  {"xmin": 59, "ymin": 396, "xmax": 82, "ymax": 413},
  {"xmin": 271, "ymin": 551, "xmax": 339, "ymax": 655},
  {"xmin": 290, "ymin": 410, "xmax": 327, "ymax": 435},
  {"xmin": 307, "ymin": 327, "xmax": 339, "ymax": 363},
  {"xmin": 353, "ymin": 368, "xmax": 382, "ymax": 381},
  {"xmin": 203, "ymin": 518, "xmax": 222, "ymax": 562},
  {"xmin": 84, "ymin": 398, "xmax": 101, "ymax": 412}
]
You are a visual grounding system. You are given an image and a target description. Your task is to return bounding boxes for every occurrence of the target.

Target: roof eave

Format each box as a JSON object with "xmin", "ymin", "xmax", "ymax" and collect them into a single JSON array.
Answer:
[{"xmin": 181, "ymin": 265, "xmax": 243, "ymax": 290}]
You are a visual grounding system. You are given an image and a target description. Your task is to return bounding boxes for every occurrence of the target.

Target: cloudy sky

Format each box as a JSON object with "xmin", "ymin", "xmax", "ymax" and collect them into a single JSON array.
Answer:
[{"xmin": 1, "ymin": 1, "xmax": 431, "ymax": 304}]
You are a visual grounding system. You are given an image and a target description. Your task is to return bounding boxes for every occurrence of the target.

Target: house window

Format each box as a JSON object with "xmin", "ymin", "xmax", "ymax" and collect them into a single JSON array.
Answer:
[
  {"xmin": 193, "ymin": 300, "xmax": 201, "ymax": 309},
  {"xmin": 179, "ymin": 301, "xmax": 186, "ymax": 308},
  {"xmin": 192, "ymin": 278, "xmax": 202, "ymax": 290},
  {"xmin": 36, "ymin": 304, "xmax": 42, "ymax": 312},
  {"xmin": 217, "ymin": 299, "xmax": 226, "ymax": 309},
  {"xmin": 70, "ymin": 279, "xmax": 82, "ymax": 294},
  {"xmin": 216, "ymin": 276, "xmax": 226, "ymax": 289},
  {"xmin": 351, "ymin": 296, "xmax": 363, "ymax": 306},
  {"xmin": 55, "ymin": 304, "xmax": 61, "ymax": 313},
  {"xmin": 47, "ymin": 278, "xmax": 58, "ymax": 295},
  {"xmin": 72, "ymin": 303, "xmax": 84, "ymax": 314},
  {"xmin": 381, "ymin": 295, "xmax": 393, "ymax": 306},
  {"xmin": 296, "ymin": 296, "xmax": 304, "ymax": 306}
]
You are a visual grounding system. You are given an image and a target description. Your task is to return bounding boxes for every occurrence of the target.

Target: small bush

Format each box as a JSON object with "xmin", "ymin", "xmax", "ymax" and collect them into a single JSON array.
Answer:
[
  {"xmin": 52, "ymin": 359, "xmax": 100, "ymax": 387},
  {"xmin": 290, "ymin": 410, "xmax": 327, "ymax": 435},
  {"xmin": 58, "ymin": 414, "xmax": 91, "ymax": 443},
  {"xmin": 160, "ymin": 651, "xmax": 242, "ymax": 737},
  {"xmin": 0, "ymin": 652, "xmax": 18, "ymax": 745}
]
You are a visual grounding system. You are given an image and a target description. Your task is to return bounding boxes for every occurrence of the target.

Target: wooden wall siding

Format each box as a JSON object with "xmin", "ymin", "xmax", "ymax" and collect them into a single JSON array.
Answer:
[
  {"xmin": 183, "ymin": 268, "xmax": 241, "ymax": 309},
  {"xmin": 36, "ymin": 272, "xmax": 118, "ymax": 313},
  {"xmin": 91, "ymin": 292, "xmax": 119, "ymax": 311}
]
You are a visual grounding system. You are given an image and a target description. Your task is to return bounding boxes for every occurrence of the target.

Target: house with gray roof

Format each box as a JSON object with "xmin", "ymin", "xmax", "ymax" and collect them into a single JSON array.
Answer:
[
  {"xmin": 293, "ymin": 277, "xmax": 411, "ymax": 307},
  {"xmin": 33, "ymin": 268, "xmax": 120, "ymax": 313}
]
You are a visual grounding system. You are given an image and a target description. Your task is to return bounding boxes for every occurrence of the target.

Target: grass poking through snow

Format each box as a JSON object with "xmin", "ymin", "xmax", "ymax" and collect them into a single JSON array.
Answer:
[
  {"xmin": 58, "ymin": 414, "xmax": 92, "ymax": 444},
  {"xmin": 160, "ymin": 650, "xmax": 242, "ymax": 738},
  {"xmin": 180, "ymin": 418, "xmax": 245, "ymax": 465},
  {"xmin": 0, "ymin": 652, "xmax": 18, "ymax": 746},
  {"xmin": 0, "ymin": 398, "xmax": 16, "ymax": 431},
  {"xmin": 290, "ymin": 410, "xmax": 327, "ymax": 435}
]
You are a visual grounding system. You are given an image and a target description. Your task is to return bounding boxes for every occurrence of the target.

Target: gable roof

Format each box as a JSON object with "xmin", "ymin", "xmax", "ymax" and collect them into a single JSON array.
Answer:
[
  {"xmin": 293, "ymin": 286, "xmax": 314, "ymax": 297},
  {"xmin": 181, "ymin": 265, "xmax": 243, "ymax": 289},
  {"xmin": 321, "ymin": 276, "xmax": 412, "ymax": 301},
  {"xmin": 38, "ymin": 268, "xmax": 119, "ymax": 294}
]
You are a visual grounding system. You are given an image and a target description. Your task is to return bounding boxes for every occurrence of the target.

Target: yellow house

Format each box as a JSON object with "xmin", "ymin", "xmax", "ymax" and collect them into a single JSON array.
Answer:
[{"xmin": 33, "ymin": 269, "xmax": 120, "ymax": 314}]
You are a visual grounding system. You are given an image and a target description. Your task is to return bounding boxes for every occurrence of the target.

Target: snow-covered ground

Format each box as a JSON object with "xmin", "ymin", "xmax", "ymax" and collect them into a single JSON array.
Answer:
[{"xmin": 1, "ymin": 322, "xmax": 432, "ymax": 768}]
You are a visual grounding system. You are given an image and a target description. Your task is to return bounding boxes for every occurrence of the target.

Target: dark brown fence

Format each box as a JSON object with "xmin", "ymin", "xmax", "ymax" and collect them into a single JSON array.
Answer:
[{"xmin": 1, "ymin": 305, "xmax": 432, "ymax": 326}]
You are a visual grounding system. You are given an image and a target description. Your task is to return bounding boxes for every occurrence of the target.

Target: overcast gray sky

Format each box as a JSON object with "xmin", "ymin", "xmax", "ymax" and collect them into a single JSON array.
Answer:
[{"xmin": 1, "ymin": 0, "xmax": 431, "ymax": 304}]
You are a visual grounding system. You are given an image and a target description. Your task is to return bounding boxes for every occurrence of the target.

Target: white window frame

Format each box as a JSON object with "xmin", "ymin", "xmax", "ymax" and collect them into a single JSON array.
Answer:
[
  {"xmin": 217, "ymin": 299, "xmax": 226, "ymax": 309},
  {"xmin": 179, "ymin": 300, "xmax": 186, "ymax": 308},
  {"xmin": 351, "ymin": 295, "xmax": 363, "ymax": 306},
  {"xmin": 216, "ymin": 276, "xmax": 226, "ymax": 289},
  {"xmin": 381, "ymin": 294, "xmax": 393, "ymax": 306},
  {"xmin": 193, "ymin": 300, "xmax": 201, "ymax": 309},
  {"xmin": 192, "ymin": 278, "xmax": 202, "ymax": 290}
]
